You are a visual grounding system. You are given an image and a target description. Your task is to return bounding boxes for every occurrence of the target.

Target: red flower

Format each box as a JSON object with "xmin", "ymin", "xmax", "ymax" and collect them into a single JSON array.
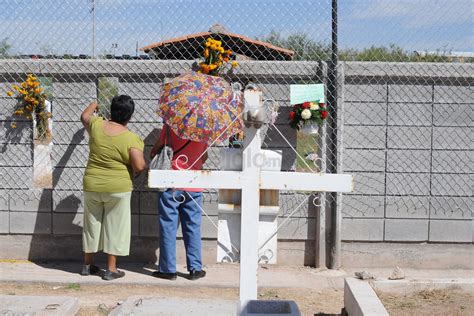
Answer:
[
  {"xmin": 321, "ymin": 110, "xmax": 328, "ymax": 119},
  {"xmin": 302, "ymin": 101, "xmax": 311, "ymax": 109},
  {"xmin": 289, "ymin": 111, "xmax": 296, "ymax": 121},
  {"xmin": 320, "ymin": 103, "xmax": 325, "ymax": 107}
]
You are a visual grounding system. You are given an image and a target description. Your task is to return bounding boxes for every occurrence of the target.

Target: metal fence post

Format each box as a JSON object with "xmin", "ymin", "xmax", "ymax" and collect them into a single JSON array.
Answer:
[{"xmin": 327, "ymin": 0, "xmax": 340, "ymax": 269}]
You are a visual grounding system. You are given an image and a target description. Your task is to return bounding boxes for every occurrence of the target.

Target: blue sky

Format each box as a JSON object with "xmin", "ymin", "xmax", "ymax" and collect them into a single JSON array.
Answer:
[{"xmin": 0, "ymin": 0, "xmax": 472, "ymax": 56}]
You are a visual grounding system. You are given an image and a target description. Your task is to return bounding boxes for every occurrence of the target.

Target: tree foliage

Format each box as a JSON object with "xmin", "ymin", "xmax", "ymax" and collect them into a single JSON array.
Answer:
[
  {"xmin": 339, "ymin": 44, "xmax": 451, "ymax": 62},
  {"xmin": 258, "ymin": 31, "xmax": 455, "ymax": 62},
  {"xmin": 257, "ymin": 31, "xmax": 331, "ymax": 61},
  {"xmin": 0, "ymin": 38, "xmax": 12, "ymax": 58}
]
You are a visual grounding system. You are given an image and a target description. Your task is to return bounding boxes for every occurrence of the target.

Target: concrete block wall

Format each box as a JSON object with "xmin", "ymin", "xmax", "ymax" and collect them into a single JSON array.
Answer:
[
  {"xmin": 341, "ymin": 62, "xmax": 473, "ymax": 243},
  {"xmin": 0, "ymin": 59, "xmax": 322, "ymax": 263},
  {"xmin": 1, "ymin": 59, "xmax": 472, "ymax": 264}
]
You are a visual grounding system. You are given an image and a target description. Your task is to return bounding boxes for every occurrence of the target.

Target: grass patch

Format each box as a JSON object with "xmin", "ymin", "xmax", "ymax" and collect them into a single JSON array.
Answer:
[{"xmin": 66, "ymin": 283, "xmax": 81, "ymax": 290}]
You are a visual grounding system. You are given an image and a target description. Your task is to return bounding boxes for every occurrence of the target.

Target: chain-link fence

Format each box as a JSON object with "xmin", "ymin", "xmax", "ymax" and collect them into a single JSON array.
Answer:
[
  {"xmin": 337, "ymin": 0, "xmax": 473, "ymax": 246},
  {"xmin": 0, "ymin": 0, "xmax": 472, "ymax": 266}
]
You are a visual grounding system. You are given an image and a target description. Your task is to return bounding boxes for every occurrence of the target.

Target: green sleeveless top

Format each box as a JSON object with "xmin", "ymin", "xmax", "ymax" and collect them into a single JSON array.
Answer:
[{"xmin": 83, "ymin": 116, "xmax": 144, "ymax": 192}]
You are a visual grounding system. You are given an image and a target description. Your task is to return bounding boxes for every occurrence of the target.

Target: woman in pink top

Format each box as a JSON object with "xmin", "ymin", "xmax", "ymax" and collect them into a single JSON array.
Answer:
[{"xmin": 149, "ymin": 125, "xmax": 208, "ymax": 280}]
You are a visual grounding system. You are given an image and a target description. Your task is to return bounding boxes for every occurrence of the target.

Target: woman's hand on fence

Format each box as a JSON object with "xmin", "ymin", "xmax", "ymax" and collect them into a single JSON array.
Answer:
[{"xmin": 80, "ymin": 101, "xmax": 98, "ymax": 132}]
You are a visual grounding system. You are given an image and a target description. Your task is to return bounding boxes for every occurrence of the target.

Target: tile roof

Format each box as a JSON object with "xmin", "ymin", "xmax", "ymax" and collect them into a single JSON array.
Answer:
[{"xmin": 140, "ymin": 31, "xmax": 294, "ymax": 61}]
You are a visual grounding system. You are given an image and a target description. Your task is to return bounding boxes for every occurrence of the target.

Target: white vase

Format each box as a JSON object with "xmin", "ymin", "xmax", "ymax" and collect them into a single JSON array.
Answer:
[
  {"xmin": 33, "ymin": 140, "xmax": 53, "ymax": 189},
  {"xmin": 32, "ymin": 100, "xmax": 53, "ymax": 189},
  {"xmin": 300, "ymin": 123, "xmax": 319, "ymax": 136}
]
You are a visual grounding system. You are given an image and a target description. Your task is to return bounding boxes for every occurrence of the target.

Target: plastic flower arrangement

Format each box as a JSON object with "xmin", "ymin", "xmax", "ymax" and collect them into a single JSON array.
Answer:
[
  {"xmin": 289, "ymin": 101, "xmax": 328, "ymax": 130},
  {"xmin": 198, "ymin": 37, "xmax": 238, "ymax": 76},
  {"xmin": 6, "ymin": 74, "xmax": 51, "ymax": 140}
]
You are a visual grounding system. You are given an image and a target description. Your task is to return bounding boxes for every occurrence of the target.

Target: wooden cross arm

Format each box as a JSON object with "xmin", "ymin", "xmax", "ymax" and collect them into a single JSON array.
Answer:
[
  {"xmin": 148, "ymin": 170, "xmax": 244, "ymax": 189},
  {"xmin": 260, "ymin": 171, "xmax": 353, "ymax": 192},
  {"xmin": 148, "ymin": 170, "xmax": 353, "ymax": 192}
]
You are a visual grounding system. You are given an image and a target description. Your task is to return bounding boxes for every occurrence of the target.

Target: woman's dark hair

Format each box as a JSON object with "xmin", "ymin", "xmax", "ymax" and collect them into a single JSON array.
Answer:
[{"xmin": 110, "ymin": 95, "xmax": 135, "ymax": 124}]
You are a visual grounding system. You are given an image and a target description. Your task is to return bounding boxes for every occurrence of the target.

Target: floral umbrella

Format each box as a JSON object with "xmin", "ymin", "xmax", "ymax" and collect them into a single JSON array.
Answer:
[{"xmin": 158, "ymin": 71, "xmax": 243, "ymax": 144}]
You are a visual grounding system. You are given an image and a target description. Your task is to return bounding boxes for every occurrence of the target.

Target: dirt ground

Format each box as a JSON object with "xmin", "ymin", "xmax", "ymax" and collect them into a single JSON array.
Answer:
[
  {"xmin": 377, "ymin": 288, "xmax": 474, "ymax": 316},
  {"xmin": 0, "ymin": 282, "xmax": 344, "ymax": 316}
]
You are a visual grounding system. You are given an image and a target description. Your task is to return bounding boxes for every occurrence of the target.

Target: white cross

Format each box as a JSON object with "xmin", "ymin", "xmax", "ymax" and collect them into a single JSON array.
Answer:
[{"xmin": 148, "ymin": 91, "xmax": 353, "ymax": 307}]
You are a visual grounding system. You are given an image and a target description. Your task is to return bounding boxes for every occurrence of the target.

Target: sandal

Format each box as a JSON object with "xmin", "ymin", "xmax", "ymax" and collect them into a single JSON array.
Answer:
[{"xmin": 102, "ymin": 269, "xmax": 125, "ymax": 281}]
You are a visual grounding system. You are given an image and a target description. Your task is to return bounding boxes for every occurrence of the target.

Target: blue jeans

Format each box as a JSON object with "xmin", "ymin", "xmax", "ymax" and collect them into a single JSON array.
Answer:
[{"xmin": 158, "ymin": 189, "xmax": 203, "ymax": 273}]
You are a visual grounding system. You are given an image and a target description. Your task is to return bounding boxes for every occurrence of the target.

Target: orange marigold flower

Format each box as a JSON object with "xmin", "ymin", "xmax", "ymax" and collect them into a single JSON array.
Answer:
[
  {"xmin": 11, "ymin": 122, "xmax": 17, "ymax": 129},
  {"xmin": 21, "ymin": 82, "xmax": 27, "ymax": 88},
  {"xmin": 6, "ymin": 91, "xmax": 13, "ymax": 97},
  {"xmin": 231, "ymin": 61, "xmax": 238, "ymax": 68},
  {"xmin": 203, "ymin": 49, "xmax": 209, "ymax": 58},
  {"xmin": 35, "ymin": 88, "xmax": 42, "ymax": 94},
  {"xmin": 12, "ymin": 85, "xmax": 20, "ymax": 91}
]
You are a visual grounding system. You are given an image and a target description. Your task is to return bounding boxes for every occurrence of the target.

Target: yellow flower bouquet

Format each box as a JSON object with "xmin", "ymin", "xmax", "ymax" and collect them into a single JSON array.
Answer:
[
  {"xmin": 198, "ymin": 38, "xmax": 238, "ymax": 76},
  {"xmin": 6, "ymin": 74, "xmax": 51, "ymax": 141}
]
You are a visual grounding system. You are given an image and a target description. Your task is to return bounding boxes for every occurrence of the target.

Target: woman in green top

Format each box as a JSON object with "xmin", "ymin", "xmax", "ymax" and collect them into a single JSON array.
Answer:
[{"xmin": 80, "ymin": 95, "xmax": 146, "ymax": 281}]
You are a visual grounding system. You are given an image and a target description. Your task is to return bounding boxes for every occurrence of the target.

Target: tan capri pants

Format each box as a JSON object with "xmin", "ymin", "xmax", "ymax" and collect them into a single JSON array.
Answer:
[{"xmin": 82, "ymin": 191, "xmax": 132, "ymax": 256}]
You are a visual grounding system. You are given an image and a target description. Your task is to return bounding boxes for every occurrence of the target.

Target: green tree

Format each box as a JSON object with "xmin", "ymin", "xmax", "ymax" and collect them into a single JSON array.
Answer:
[
  {"xmin": 257, "ymin": 31, "xmax": 331, "ymax": 61},
  {"xmin": 338, "ymin": 44, "xmax": 452, "ymax": 62},
  {"xmin": 339, "ymin": 44, "xmax": 409, "ymax": 61},
  {"xmin": 0, "ymin": 38, "xmax": 12, "ymax": 58},
  {"xmin": 258, "ymin": 31, "xmax": 456, "ymax": 63},
  {"xmin": 97, "ymin": 77, "xmax": 119, "ymax": 119}
]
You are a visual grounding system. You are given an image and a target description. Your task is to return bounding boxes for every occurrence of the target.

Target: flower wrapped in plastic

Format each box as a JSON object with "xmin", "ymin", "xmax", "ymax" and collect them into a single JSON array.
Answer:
[
  {"xmin": 6, "ymin": 74, "xmax": 51, "ymax": 141},
  {"xmin": 289, "ymin": 100, "xmax": 328, "ymax": 131}
]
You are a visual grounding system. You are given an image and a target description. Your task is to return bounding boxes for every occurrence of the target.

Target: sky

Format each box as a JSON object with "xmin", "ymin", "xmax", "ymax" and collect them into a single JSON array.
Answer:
[{"xmin": 0, "ymin": 0, "xmax": 472, "ymax": 56}]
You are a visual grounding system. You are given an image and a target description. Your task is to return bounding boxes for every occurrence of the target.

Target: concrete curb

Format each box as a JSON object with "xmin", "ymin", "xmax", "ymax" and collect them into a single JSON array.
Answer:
[
  {"xmin": 0, "ymin": 295, "xmax": 79, "ymax": 315},
  {"xmin": 371, "ymin": 278, "xmax": 474, "ymax": 293},
  {"xmin": 0, "ymin": 262, "xmax": 346, "ymax": 290},
  {"xmin": 344, "ymin": 278, "xmax": 389, "ymax": 316},
  {"xmin": 109, "ymin": 296, "xmax": 303, "ymax": 316},
  {"xmin": 109, "ymin": 296, "xmax": 238, "ymax": 316}
]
